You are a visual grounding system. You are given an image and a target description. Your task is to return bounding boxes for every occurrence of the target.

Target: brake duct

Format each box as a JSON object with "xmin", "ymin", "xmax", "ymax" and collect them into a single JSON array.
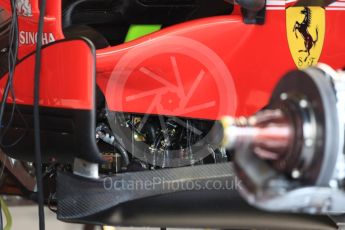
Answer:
[{"xmin": 221, "ymin": 64, "xmax": 345, "ymax": 214}]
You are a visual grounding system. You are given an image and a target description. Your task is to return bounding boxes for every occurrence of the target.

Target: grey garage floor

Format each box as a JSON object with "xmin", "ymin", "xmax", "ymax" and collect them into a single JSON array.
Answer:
[
  {"xmin": 6, "ymin": 205, "xmax": 187, "ymax": 230},
  {"xmin": 8, "ymin": 206, "xmax": 84, "ymax": 230}
]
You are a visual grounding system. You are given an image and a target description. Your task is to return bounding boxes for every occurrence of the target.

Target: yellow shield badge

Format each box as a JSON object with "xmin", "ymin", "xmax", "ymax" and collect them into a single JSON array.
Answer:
[{"xmin": 286, "ymin": 7, "xmax": 325, "ymax": 69}]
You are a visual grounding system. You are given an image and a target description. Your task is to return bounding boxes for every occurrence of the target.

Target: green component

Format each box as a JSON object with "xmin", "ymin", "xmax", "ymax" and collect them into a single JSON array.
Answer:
[
  {"xmin": 125, "ymin": 24, "xmax": 162, "ymax": 42},
  {"xmin": 0, "ymin": 197, "xmax": 12, "ymax": 230}
]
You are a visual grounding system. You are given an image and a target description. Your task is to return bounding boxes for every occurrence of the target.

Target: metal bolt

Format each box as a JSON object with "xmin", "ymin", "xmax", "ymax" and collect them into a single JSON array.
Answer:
[
  {"xmin": 280, "ymin": 93, "xmax": 288, "ymax": 100},
  {"xmin": 299, "ymin": 99, "xmax": 308, "ymax": 108},
  {"xmin": 291, "ymin": 169, "xmax": 301, "ymax": 179}
]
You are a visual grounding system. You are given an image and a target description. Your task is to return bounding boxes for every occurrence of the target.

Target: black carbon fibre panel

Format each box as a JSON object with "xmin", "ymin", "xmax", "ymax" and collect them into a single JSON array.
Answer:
[{"xmin": 57, "ymin": 163, "xmax": 235, "ymax": 220}]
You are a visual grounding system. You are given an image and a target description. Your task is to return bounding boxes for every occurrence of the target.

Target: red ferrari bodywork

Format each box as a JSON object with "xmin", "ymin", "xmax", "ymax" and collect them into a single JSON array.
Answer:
[
  {"xmin": 0, "ymin": 40, "xmax": 95, "ymax": 110},
  {"xmin": 1, "ymin": 0, "xmax": 345, "ymax": 120}
]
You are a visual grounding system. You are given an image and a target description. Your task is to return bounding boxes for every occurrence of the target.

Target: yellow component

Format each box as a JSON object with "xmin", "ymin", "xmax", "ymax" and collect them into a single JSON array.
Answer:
[
  {"xmin": 220, "ymin": 116, "xmax": 234, "ymax": 148},
  {"xmin": 286, "ymin": 6, "xmax": 325, "ymax": 69},
  {"xmin": 0, "ymin": 197, "xmax": 12, "ymax": 230},
  {"xmin": 103, "ymin": 226, "xmax": 116, "ymax": 230},
  {"xmin": 134, "ymin": 132, "xmax": 146, "ymax": 142}
]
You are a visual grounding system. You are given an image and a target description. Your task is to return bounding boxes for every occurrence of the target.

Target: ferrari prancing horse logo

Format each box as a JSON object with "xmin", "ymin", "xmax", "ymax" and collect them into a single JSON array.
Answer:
[{"xmin": 287, "ymin": 7, "xmax": 325, "ymax": 69}]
